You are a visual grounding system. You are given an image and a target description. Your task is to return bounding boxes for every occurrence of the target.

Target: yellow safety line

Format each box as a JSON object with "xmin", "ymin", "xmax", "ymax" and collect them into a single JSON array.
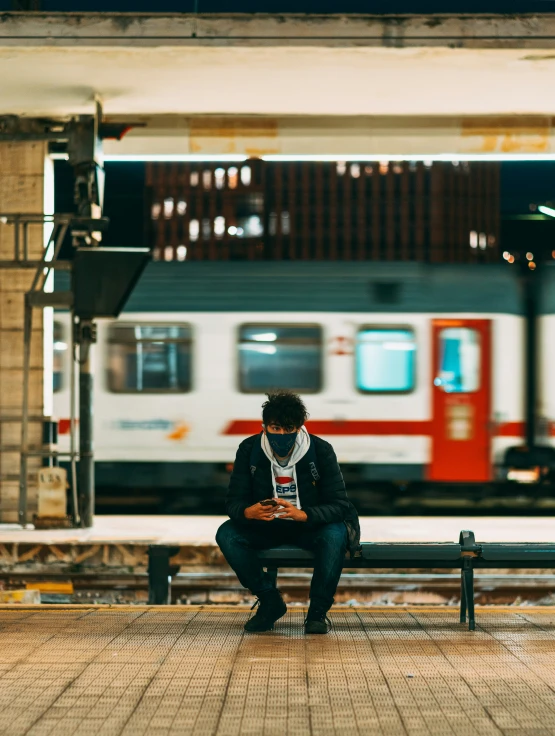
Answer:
[{"xmin": 1, "ymin": 604, "xmax": 555, "ymax": 614}]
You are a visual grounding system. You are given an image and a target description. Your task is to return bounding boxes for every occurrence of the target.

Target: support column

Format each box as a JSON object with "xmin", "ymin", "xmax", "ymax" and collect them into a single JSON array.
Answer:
[{"xmin": 0, "ymin": 142, "xmax": 47, "ymax": 523}]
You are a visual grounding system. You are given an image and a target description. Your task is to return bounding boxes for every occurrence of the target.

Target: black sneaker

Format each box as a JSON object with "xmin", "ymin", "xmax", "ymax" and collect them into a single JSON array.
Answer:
[
  {"xmin": 304, "ymin": 607, "xmax": 331, "ymax": 635},
  {"xmin": 244, "ymin": 589, "xmax": 287, "ymax": 632}
]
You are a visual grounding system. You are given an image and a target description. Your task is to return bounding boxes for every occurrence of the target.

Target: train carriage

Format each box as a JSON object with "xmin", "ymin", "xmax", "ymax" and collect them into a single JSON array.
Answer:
[{"xmin": 53, "ymin": 261, "xmax": 532, "ymax": 510}]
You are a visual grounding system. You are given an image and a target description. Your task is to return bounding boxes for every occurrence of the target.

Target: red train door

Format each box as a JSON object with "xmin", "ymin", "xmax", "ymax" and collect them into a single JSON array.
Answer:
[{"xmin": 429, "ymin": 319, "xmax": 492, "ymax": 482}]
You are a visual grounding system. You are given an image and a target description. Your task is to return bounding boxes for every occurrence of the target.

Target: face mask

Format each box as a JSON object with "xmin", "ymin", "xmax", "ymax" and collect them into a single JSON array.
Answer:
[{"xmin": 266, "ymin": 430, "xmax": 297, "ymax": 457}]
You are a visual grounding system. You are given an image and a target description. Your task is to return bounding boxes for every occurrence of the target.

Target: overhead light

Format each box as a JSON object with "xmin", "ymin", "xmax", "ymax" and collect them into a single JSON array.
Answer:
[
  {"xmin": 538, "ymin": 205, "xmax": 555, "ymax": 218},
  {"xmin": 262, "ymin": 154, "xmax": 555, "ymax": 163},
  {"xmin": 103, "ymin": 154, "xmax": 249, "ymax": 163},
  {"xmin": 58, "ymin": 153, "xmax": 555, "ymax": 164}
]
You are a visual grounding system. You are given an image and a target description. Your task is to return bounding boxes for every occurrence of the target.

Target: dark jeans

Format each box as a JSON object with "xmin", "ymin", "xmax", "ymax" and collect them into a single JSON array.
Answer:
[{"xmin": 216, "ymin": 518, "xmax": 348, "ymax": 612}]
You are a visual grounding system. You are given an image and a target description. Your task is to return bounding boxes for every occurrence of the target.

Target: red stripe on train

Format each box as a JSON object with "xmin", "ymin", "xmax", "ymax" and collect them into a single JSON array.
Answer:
[
  {"xmin": 58, "ymin": 419, "xmax": 78, "ymax": 435},
  {"xmin": 55, "ymin": 418, "xmax": 534, "ymax": 438}
]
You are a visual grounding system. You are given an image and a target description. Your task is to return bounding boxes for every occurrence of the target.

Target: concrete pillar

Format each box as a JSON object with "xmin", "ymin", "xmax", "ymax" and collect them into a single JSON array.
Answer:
[{"xmin": 0, "ymin": 142, "xmax": 47, "ymax": 523}]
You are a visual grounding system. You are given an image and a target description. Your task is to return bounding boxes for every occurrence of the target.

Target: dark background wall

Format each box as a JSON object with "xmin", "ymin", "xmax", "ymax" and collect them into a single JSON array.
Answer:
[{"xmin": 54, "ymin": 160, "xmax": 555, "ymax": 264}]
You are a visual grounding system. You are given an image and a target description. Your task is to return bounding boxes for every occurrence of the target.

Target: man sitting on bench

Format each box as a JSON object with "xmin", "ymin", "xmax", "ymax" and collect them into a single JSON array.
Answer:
[{"xmin": 216, "ymin": 391, "xmax": 360, "ymax": 634}]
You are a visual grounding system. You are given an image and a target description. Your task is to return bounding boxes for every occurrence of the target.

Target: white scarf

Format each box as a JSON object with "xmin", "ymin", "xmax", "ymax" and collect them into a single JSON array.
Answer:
[{"xmin": 261, "ymin": 426, "xmax": 311, "ymax": 509}]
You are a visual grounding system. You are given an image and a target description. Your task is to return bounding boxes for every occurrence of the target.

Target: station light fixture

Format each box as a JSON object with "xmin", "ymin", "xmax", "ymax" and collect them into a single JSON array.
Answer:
[
  {"xmin": 50, "ymin": 153, "xmax": 555, "ymax": 164},
  {"xmin": 538, "ymin": 205, "xmax": 555, "ymax": 218}
]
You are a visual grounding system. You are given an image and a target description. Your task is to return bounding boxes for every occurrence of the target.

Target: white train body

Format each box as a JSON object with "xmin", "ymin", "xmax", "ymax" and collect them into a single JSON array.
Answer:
[
  {"xmin": 52, "ymin": 261, "xmax": 543, "ymax": 492},
  {"xmin": 54, "ymin": 311, "xmax": 524, "ymax": 473}
]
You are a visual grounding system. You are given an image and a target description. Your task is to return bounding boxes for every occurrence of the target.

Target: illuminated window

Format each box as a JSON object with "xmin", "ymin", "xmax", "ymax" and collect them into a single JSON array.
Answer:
[
  {"xmin": 202, "ymin": 170, "xmax": 212, "ymax": 189},
  {"xmin": 214, "ymin": 168, "xmax": 225, "ymax": 190},
  {"xmin": 108, "ymin": 324, "xmax": 192, "ymax": 393},
  {"xmin": 435, "ymin": 328, "xmax": 480, "ymax": 393},
  {"xmin": 239, "ymin": 325, "xmax": 322, "ymax": 393},
  {"xmin": 214, "ymin": 216, "xmax": 225, "ymax": 238},
  {"xmin": 164, "ymin": 246, "xmax": 174, "ymax": 261},
  {"xmin": 469, "ymin": 231, "xmax": 478, "ymax": 248},
  {"xmin": 163, "ymin": 198, "xmax": 174, "ymax": 219},
  {"xmin": 176, "ymin": 200, "xmax": 187, "ymax": 216},
  {"xmin": 268, "ymin": 212, "xmax": 277, "ymax": 235},
  {"xmin": 350, "ymin": 163, "xmax": 360, "ymax": 179},
  {"xmin": 151, "ymin": 202, "xmax": 161, "ymax": 220},
  {"xmin": 202, "ymin": 219, "xmax": 211, "ymax": 240},
  {"xmin": 176, "ymin": 245, "xmax": 187, "ymax": 261},
  {"xmin": 189, "ymin": 219, "xmax": 199, "ymax": 242},
  {"xmin": 356, "ymin": 328, "xmax": 415, "ymax": 392},
  {"xmin": 190, "ymin": 171, "xmax": 199, "ymax": 187},
  {"xmin": 281, "ymin": 211, "xmax": 290, "ymax": 235},
  {"xmin": 228, "ymin": 167, "xmax": 238, "ymax": 189},
  {"xmin": 241, "ymin": 215, "xmax": 263, "ymax": 238},
  {"xmin": 241, "ymin": 166, "xmax": 252, "ymax": 186},
  {"xmin": 336, "ymin": 162, "xmax": 347, "ymax": 176}
]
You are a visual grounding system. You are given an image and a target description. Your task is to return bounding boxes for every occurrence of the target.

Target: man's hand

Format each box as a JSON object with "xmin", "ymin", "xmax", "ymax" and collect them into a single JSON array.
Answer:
[
  {"xmin": 244, "ymin": 502, "xmax": 277, "ymax": 521},
  {"xmin": 274, "ymin": 499, "xmax": 308, "ymax": 522}
]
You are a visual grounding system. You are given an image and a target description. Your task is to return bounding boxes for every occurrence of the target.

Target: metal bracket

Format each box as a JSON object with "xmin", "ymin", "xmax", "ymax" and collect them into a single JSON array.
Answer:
[
  {"xmin": 459, "ymin": 556, "xmax": 476, "ymax": 631},
  {"xmin": 148, "ymin": 546, "xmax": 181, "ymax": 605},
  {"xmin": 459, "ymin": 530, "xmax": 478, "ymax": 631},
  {"xmin": 27, "ymin": 292, "xmax": 73, "ymax": 309}
]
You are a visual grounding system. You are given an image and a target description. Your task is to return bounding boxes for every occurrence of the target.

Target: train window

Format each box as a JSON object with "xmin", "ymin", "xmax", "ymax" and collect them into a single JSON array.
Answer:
[
  {"xmin": 239, "ymin": 325, "xmax": 322, "ymax": 393},
  {"xmin": 53, "ymin": 321, "xmax": 67, "ymax": 393},
  {"xmin": 107, "ymin": 324, "xmax": 192, "ymax": 393},
  {"xmin": 435, "ymin": 327, "xmax": 480, "ymax": 393},
  {"xmin": 356, "ymin": 328, "xmax": 415, "ymax": 392}
]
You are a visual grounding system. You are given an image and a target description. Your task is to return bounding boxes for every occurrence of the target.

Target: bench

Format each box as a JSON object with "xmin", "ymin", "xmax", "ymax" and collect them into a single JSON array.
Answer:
[{"xmin": 148, "ymin": 530, "xmax": 555, "ymax": 631}]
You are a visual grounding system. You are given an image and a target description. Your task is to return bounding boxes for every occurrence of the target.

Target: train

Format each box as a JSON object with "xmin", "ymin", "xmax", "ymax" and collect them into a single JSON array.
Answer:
[{"xmin": 53, "ymin": 260, "xmax": 555, "ymax": 513}]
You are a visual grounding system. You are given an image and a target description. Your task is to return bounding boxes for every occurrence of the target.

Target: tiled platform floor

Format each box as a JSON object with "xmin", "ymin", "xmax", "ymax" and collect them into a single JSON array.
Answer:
[{"xmin": 1, "ymin": 606, "xmax": 555, "ymax": 735}]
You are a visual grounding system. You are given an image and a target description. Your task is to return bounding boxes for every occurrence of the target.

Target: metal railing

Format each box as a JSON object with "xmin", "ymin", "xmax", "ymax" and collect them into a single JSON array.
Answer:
[{"xmin": 0, "ymin": 212, "xmax": 79, "ymax": 526}]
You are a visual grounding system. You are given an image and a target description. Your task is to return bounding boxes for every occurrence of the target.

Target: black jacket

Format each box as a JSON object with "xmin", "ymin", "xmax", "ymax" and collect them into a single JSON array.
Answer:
[{"xmin": 225, "ymin": 433, "xmax": 361, "ymax": 557}]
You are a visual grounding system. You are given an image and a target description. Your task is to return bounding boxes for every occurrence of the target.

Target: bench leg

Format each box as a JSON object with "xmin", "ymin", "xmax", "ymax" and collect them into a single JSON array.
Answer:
[
  {"xmin": 266, "ymin": 566, "xmax": 278, "ymax": 588},
  {"xmin": 461, "ymin": 559, "xmax": 476, "ymax": 631},
  {"xmin": 459, "ymin": 568, "xmax": 467, "ymax": 624},
  {"xmin": 148, "ymin": 545, "xmax": 180, "ymax": 605}
]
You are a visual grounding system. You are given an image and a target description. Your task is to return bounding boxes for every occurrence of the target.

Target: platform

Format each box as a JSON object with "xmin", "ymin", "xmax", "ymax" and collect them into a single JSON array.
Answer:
[
  {"xmin": 2, "ymin": 514, "xmax": 555, "ymax": 545},
  {"xmin": 1, "ymin": 516, "xmax": 555, "ymax": 606},
  {"xmin": 1, "ymin": 605, "xmax": 555, "ymax": 735}
]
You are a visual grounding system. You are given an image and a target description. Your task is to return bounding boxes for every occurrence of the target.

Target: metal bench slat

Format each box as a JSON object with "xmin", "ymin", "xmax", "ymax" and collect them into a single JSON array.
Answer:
[
  {"xmin": 258, "ymin": 542, "xmax": 463, "ymax": 563},
  {"xmin": 479, "ymin": 543, "xmax": 555, "ymax": 562},
  {"xmin": 361, "ymin": 543, "xmax": 461, "ymax": 561}
]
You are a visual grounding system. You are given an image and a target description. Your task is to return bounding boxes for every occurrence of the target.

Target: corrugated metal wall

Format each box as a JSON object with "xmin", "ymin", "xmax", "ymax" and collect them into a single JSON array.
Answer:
[
  {"xmin": 119, "ymin": 262, "xmax": 521, "ymax": 314},
  {"xmin": 146, "ymin": 160, "xmax": 500, "ymax": 264}
]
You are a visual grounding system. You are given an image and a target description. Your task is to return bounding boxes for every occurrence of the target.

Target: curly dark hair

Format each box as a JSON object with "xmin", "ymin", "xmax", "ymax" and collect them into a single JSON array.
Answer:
[{"xmin": 261, "ymin": 391, "xmax": 309, "ymax": 430}]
